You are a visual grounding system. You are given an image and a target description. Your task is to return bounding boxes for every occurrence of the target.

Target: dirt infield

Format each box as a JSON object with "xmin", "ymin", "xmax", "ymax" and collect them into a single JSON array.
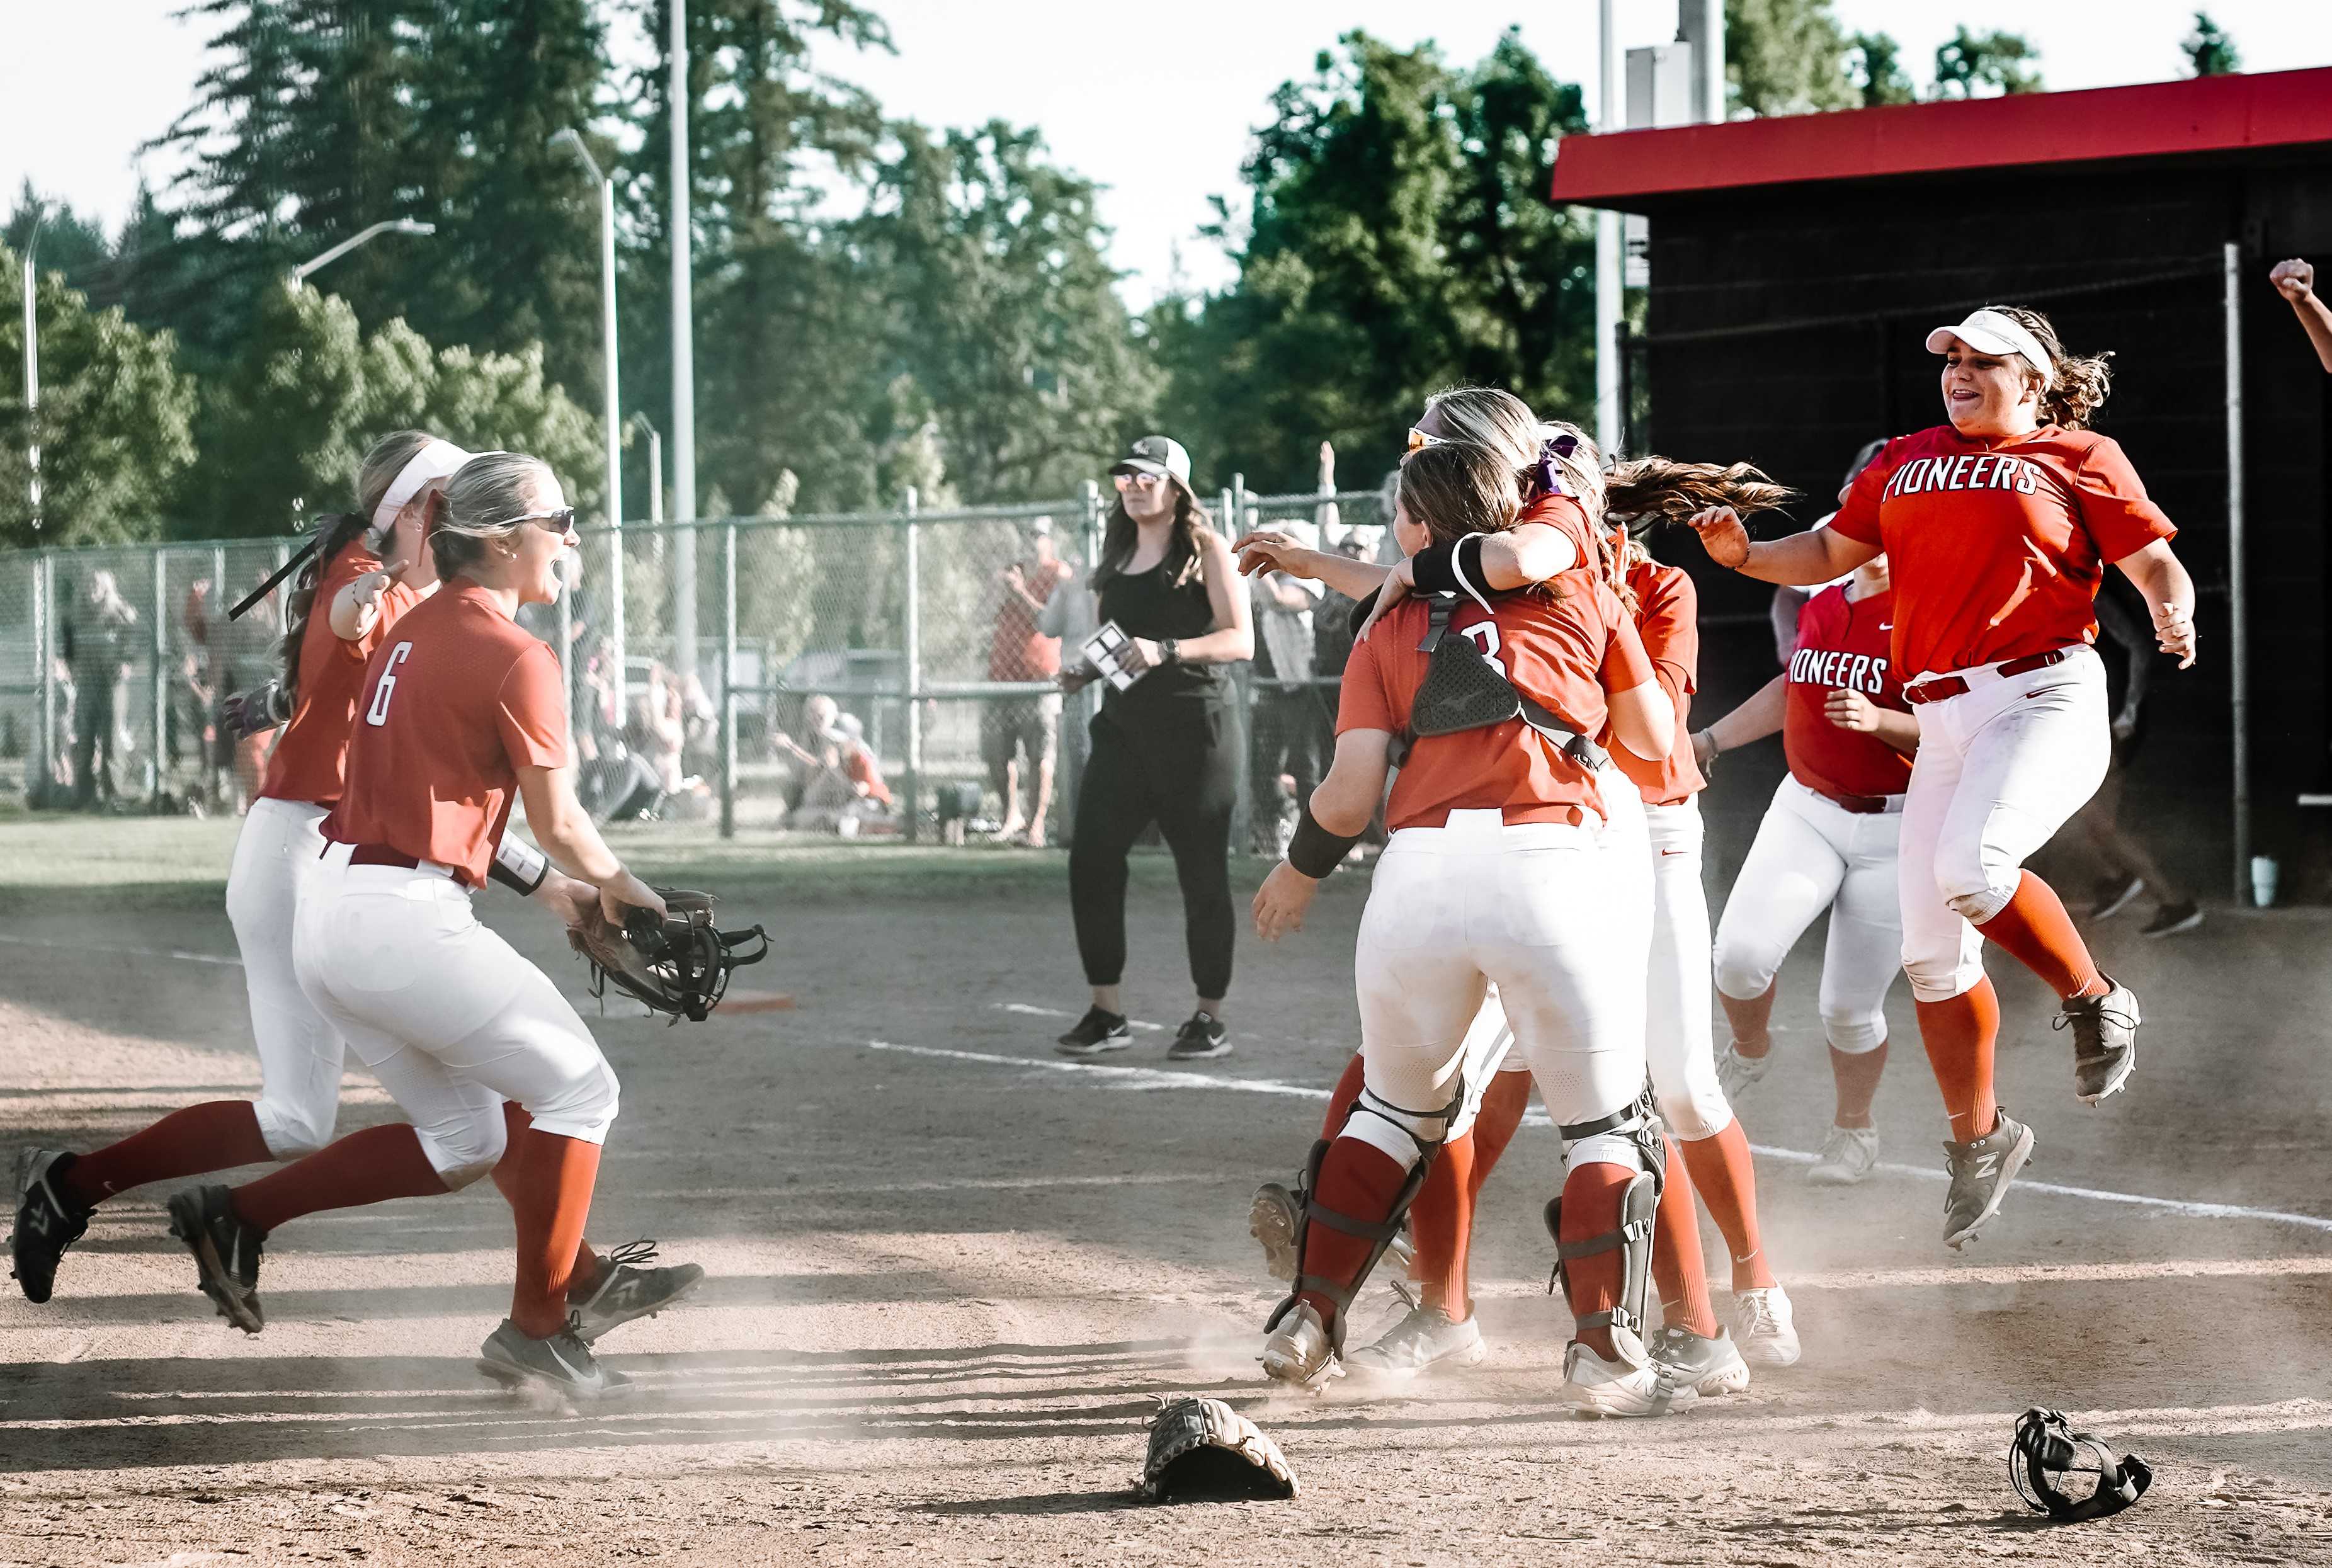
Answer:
[{"xmin": 5, "ymin": 821, "xmax": 2332, "ymax": 1565}]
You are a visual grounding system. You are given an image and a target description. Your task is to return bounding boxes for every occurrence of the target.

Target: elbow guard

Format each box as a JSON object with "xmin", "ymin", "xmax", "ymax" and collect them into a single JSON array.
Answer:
[{"xmin": 488, "ymin": 834, "xmax": 549, "ymax": 897}]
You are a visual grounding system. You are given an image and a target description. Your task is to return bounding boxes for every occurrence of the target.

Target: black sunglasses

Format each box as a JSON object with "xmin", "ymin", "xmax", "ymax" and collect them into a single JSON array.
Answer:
[{"xmin": 513, "ymin": 508, "xmax": 577, "ymax": 533}]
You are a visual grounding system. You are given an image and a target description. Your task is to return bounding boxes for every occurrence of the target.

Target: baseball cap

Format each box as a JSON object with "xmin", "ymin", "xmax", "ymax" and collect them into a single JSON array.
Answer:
[
  {"xmin": 1110, "ymin": 435, "xmax": 1193, "ymax": 496},
  {"xmin": 1925, "ymin": 309, "xmax": 2054, "ymax": 383}
]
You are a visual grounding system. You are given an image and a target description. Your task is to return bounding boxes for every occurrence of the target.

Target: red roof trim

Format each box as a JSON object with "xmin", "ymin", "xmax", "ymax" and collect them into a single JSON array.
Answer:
[{"xmin": 1551, "ymin": 67, "xmax": 2332, "ymax": 205}]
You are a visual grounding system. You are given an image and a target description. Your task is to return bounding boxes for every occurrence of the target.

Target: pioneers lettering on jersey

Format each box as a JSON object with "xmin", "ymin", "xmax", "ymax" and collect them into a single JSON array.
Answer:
[
  {"xmin": 1783, "ymin": 584, "xmax": 1912, "ymax": 802},
  {"xmin": 1339, "ymin": 572, "xmax": 1653, "ymax": 831},
  {"xmin": 1828, "ymin": 424, "xmax": 2175, "ymax": 680}
]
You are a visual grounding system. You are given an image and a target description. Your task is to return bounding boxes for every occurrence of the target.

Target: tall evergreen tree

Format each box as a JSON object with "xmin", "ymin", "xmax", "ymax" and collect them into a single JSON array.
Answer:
[{"xmin": 2183, "ymin": 13, "xmax": 2241, "ymax": 76}]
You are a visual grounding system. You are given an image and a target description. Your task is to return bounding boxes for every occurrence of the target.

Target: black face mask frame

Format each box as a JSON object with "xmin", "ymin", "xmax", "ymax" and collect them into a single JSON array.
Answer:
[{"xmin": 2010, "ymin": 1407, "xmax": 2154, "ymax": 1522}]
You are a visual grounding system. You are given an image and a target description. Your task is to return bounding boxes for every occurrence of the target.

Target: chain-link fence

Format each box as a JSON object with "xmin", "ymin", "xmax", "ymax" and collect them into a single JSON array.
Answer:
[{"xmin": 0, "ymin": 483, "xmax": 1398, "ymax": 845}]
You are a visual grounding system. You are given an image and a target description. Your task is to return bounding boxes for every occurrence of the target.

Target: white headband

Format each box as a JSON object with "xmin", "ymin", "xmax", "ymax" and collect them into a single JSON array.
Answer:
[
  {"xmin": 1926, "ymin": 310, "xmax": 2055, "ymax": 387},
  {"xmin": 370, "ymin": 439, "xmax": 472, "ymax": 535}
]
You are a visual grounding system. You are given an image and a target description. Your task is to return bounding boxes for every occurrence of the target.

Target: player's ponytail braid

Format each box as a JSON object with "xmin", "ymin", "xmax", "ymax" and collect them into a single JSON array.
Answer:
[
  {"xmin": 276, "ymin": 429, "xmax": 436, "ymax": 711},
  {"xmin": 1986, "ymin": 304, "xmax": 2114, "ymax": 430}
]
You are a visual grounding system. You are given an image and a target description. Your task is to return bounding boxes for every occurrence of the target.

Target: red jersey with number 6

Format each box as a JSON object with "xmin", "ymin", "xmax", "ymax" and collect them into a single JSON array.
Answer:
[
  {"xmin": 1784, "ymin": 582, "xmax": 1912, "ymax": 802},
  {"xmin": 326, "ymin": 583, "xmax": 569, "ymax": 885},
  {"xmin": 1338, "ymin": 574, "xmax": 1654, "ymax": 831},
  {"xmin": 1826, "ymin": 423, "xmax": 2174, "ymax": 679},
  {"xmin": 259, "ymin": 540, "xmax": 423, "ymax": 808}
]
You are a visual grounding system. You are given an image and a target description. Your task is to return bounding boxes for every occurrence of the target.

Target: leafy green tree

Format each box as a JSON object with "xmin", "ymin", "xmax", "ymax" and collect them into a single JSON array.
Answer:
[
  {"xmin": 2183, "ymin": 13, "xmax": 2241, "ymax": 76},
  {"xmin": 1931, "ymin": 27, "xmax": 2043, "ymax": 98},
  {"xmin": 0, "ymin": 246, "xmax": 198, "ymax": 547},
  {"xmin": 1726, "ymin": 0, "xmax": 1857, "ymax": 117},
  {"xmin": 1848, "ymin": 33, "xmax": 1919, "ymax": 107}
]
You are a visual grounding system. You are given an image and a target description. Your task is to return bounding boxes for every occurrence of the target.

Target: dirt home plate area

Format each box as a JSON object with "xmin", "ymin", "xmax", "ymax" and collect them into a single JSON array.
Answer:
[{"xmin": 6, "ymin": 827, "xmax": 2332, "ymax": 1565}]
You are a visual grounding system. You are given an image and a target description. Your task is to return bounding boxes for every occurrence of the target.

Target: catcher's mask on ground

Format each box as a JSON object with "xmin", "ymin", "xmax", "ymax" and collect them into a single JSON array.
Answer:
[
  {"xmin": 2008, "ymin": 1407, "xmax": 2153, "ymax": 1522},
  {"xmin": 570, "ymin": 889, "xmax": 769, "ymax": 1024}
]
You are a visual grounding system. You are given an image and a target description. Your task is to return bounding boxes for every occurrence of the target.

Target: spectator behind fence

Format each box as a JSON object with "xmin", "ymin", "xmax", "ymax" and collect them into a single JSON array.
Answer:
[
  {"xmin": 64, "ymin": 571, "xmax": 139, "ymax": 810},
  {"xmin": 781, "ymin": 693, "xmax": 894, "ymax": 835},
  {"xmin": 986, "ymin": 516, "xmax": 1074, "ymax": 847},
  {"xmin": 2271, "ymin": 258, "xmax": 2332, "ymax": 373},
  {"xmin": 1055, "ymin": 435, "xmax": 1254, "ymax": 1064}
]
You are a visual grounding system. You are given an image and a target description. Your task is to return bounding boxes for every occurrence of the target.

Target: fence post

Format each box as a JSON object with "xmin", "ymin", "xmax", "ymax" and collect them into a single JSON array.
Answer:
[
  {"xmin": 1057, "ymin": 478, "xmax": 1102, "ymax": 844},
  {"xmin": 902, "ymin": 486, "xmax": 921, "ymax": 844},
  {"xmin": 31, "ymin": 552, "xmax": 48, "ymax": 803},
  {"xmin": 609, "ymin": 522, "xmax": 627, "ymax": 722},
  {"xmin": 1225, "ymin": 478, "xmax": 1251, "ymax": 856},
  {"xmin": 720, "ymin": 518, "xmax": 737, "ymax": 839},
  {"xmin": 151, "ymin": 548, "xmax": 168, "ymax": 807}
]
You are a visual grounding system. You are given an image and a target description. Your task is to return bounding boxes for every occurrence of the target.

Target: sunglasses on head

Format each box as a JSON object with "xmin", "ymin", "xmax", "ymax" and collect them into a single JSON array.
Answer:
[{"xmin": 1406, "ymin": 426, "xmax": 1447, "ymax": 453}]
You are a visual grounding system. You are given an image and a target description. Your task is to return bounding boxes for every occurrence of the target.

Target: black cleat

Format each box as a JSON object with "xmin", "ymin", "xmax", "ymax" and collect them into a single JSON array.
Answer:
[
  {"xmin": 2141, "ymin": 901, "xmax": 2203, "ymax": 939},
  {"xmin": 1055, "ymin": 1006, "xmax": 1133, "ymax": 1057},
  {"xmin": 2088, "ymin": 875, "xmax": 2146, "ymax": 921},
  {"xmin": 479, "ymin": 1315, "xmax": 634, "ymax": 1400},
  {"xmin": 10, "ymin": 1148, "xmax": 93, "ymax": 1304},
  {"xmin": 1168, "ymin": 1010, "xmax": 1231, "ymax": 1061},
  {"xmin": 569, "ymin": 1239, "xmax": 705, "ymax": 1344},
  {"xmin": 166, "ymin": 1185, "xmax": 267, "ymax": 1334}
]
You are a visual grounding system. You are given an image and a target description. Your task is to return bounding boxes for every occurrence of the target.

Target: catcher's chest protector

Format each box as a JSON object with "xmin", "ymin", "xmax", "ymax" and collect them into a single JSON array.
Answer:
[{"xmin": 1396, "ymin": 595, "xmax": 1610, "ymax": 772}]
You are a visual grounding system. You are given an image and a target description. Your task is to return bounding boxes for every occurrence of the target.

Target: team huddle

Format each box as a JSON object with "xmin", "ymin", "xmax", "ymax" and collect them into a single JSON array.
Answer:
[
  {"xmin": 11, "ymin": 438, "xmax": 708, "ymax": 1399},
  {"xmin": 1233, "ymin": 304, "xmax": 2197, "ymax": 1414}
]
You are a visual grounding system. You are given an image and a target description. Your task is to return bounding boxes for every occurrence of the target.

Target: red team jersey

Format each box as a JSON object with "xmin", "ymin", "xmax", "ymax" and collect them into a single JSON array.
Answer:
[
  {"xmin": 1784, "ymin": 582, "xmax": 1913, "ymax": 802},
  {"xmin": 1339, "ymin": 574, "xmax": 1654, "ymax": 831},
  {"xmin": 1610, "ymin": 559, "xmax": 1703, "ymax": 807},
  {"xmin": 261, "ymin": 542, "xmax": 423, "ymax": 807},
  {"xmin": 326, "ymin": 584, "xmax": 569, "ymax": 886},
  {"xmin": 1827, "ymin": 424, "xmax": 2175, "ymax": 679}
]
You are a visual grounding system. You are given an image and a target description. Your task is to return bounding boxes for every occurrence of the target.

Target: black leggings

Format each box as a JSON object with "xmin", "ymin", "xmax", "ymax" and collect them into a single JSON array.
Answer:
[{"xmin": 1069, "ymin": 710, "xmax": 1237, "ymax": 999}]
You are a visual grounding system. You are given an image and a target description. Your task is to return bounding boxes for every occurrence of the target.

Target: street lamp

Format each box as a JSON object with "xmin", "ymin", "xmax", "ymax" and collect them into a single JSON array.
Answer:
[
  {"xmin": 22, "ymin": 203, "xmax": 47, "ymax": 532},
  {"xmin": 286, "ymin": 219, "xmax": 435, "ymax": 286}
]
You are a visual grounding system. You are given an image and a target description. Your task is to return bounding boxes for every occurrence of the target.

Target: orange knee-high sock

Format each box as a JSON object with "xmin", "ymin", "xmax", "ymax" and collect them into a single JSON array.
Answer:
[
  {"xmin": 1974, "ymin": 870, "xmax": 2105, "ymax": 1000},
  {"xmin": 1292, "ymin": 1139, "xmax": 1411, "ymax": 1335},
  {"xmin": 490, "ymin": 1103, "xmax": 601, "ymax": 1287},
  {"xmin": 1916, "ymin": 977, "xmax": 2001, "ymax": 1144},
  {"xmin": 1651, "ymin": 1139, "xmax": 1721, "ymax": 1338},
  {"xmin": 1466, "ymin": 1073, "xmax": 1532, "ymax": 1205},
  {"xmin": 65, "ymin": 1101, "xmax": 275, "ymax": 1206},
  {"xmin": 1320, "ymin": 1053, "xmax": 1367, "ymax": 1138},
  {"xmin": 1409, "ymin": 1132, "xmax": 1477, "ymax": 1319},
  {"xmin": 508, "ymin": 1128, "xmax": 604, "ymax": 1339},
  {"xmin": 1678, "ymin": 1120, "xmax": 1775, "ymax": 1292},
  {"xmin": 230, "ymin": 1124, "xmax": 450, "ymax": 1234},
  {"xmin": 1557, "ymin": 1162, "xmax": 1635, "ymax": 1361}
]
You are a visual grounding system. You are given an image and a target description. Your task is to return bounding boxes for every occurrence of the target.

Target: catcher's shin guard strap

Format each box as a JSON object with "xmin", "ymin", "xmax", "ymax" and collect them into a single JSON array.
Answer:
[
  {"xmin": 489, "ymin": 834, "xmax": 550, "ymax": 897},
  {"xmin": 1544, "ymin": 1171, "xmax": 1661, "ymax": 1341},
  {"xmin": 1277, "ymin": 1131, "xmax": 1440, "ymax": 1351}
]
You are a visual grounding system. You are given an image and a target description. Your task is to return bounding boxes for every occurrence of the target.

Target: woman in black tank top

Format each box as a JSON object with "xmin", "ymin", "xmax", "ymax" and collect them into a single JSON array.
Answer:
[{"xmin": 1054, "ymin": 437, "xmax": 1254, "ymax": 1062}]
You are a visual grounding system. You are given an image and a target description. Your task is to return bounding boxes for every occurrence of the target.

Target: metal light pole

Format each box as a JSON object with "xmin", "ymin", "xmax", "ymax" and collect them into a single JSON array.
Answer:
[
  {"xmin": 287, "ymin": 219, "xmax": 435, "ymax": 286},
  {"xmin": 630, "ymin": 414, "xmax": 664, "ymax": 525},
  {"xmin": 22, "ymin": 206, "xmax": 45, "ymax": 532},
  {"xmin": 1594, "ymin": 0, "xmax": 1622, "ymax": 457},
  {"xmin": 554, "ymin": 128, "xmax": 625, "ymax": 720},
  {"xmin": 669, "ymin": 0, "xmax": 699, "ymax": 685}
]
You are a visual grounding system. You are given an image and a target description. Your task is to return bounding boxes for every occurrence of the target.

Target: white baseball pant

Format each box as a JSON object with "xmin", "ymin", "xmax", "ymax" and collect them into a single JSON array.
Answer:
[
  {"xmin": 1641, "ymin": 798, "xmax": 1733, "ymax": 1139},
  {"xmin": 223, "ymin": 797, "xmax": 343, "ymax": 1158},
  {"xmin": 293, "ymin": 843, "xmax": 619, "ymax": 1187},
  {"xmin": 1712, "ymin": 776, "xmax": 1904, "ymax": 1054},
  {"xmin": 1352, "ymin": 806, "xmax": 1651, "ymax": 1173},
  {"xmin": 1898, "ymin": 646, "xmax": 2110, "ymax": 1002}
]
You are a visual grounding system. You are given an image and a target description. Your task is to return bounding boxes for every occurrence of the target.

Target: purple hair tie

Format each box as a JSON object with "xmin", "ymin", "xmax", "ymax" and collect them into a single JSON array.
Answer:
[{"xmin": 1528, "ymin": 433, "xmax": 1579, "ymax": 498}]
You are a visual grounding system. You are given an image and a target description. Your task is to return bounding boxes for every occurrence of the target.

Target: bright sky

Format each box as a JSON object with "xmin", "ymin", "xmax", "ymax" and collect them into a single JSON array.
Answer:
[{"xmin": 8, "ymin": 1, "xmax": 2329, "ymax": 305}]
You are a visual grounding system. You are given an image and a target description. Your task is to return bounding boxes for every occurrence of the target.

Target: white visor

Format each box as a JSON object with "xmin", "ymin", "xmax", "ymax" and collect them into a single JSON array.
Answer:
[
  {"xmin": 371, "ymin": 439, "xmax": 474, "ymax": 535},
  {"xmin": 1926, "ymin": 310, "xmax": 2054, "ymax": 386}
]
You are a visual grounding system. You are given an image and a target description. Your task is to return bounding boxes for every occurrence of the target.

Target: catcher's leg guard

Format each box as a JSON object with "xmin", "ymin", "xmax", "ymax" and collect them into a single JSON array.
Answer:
[
  {"xmin": 1543, "ymin": 1084, "xmax": 1668, "ymax": 1365},
  {"xmin": 1266, "ymin": 1089, "xmax": 1448, "ymax": 1352}
]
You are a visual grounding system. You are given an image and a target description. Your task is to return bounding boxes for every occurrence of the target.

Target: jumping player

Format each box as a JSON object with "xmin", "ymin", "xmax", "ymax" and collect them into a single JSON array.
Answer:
[
  {"xmin": 1701, "ymin": 550, "xmax": 1916, "ymax": 1186},
  {"xmin": 1690, "ymin": 306, "xmax": 2197, "ymax": 1247},
  {"xmin": 1248, "ymin": 438, "xmax": 1686, "ymax": 1416},
  {"xmin": 10, "ymin": 435, "xmax": 698, "ymax": 1343},
  {"xmin": 158, "ymin": 452, "xmax": 671, "ymax": 1398}
]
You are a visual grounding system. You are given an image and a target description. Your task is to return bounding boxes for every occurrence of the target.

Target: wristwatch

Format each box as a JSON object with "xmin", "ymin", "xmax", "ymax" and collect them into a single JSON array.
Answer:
[{"xmin": 1157, "ymin": 639, "xmax": 1181, "ymax": 665}]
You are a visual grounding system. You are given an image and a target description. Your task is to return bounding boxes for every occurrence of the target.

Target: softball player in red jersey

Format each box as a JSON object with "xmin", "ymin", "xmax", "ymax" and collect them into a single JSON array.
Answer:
[
  {"xmin": 1250, "ymin": 440, "xmax": 1689, "ymax": 1416},
  {"xmin": 1702, "ymin": 555, "xmax": 1916, "ymax": 1186},
  {"xmin": 157, "ymin": 453, "xmax": 671, "ymax": 1399},
  {"xmin": 1692, "ymin": 306, "xmax": 2197, "ymax": 1249}
]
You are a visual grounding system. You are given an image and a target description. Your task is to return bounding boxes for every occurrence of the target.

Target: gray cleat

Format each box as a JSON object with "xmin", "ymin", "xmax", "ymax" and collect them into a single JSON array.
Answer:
[
  {"xmin": 2057, "ymin": 978, "xmax": 2139, "ymax": 1104},
  {"xmin": 1941, "ymin": 1110, "xmax": 2035, "ymax": 1250},
  {"xmin": 479, "ymin": 1316, "xmax": 634, "ymax": 1400},
  {"xmin": 568, "ymin": 1239, "xmax": 705, "ymax": 1344}
]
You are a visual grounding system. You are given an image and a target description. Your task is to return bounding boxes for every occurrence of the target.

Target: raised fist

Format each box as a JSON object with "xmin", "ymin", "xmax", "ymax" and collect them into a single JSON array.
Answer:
[{"xmin": 2272, "ymin": 258, "xmax": 2315, "ymax": 303}]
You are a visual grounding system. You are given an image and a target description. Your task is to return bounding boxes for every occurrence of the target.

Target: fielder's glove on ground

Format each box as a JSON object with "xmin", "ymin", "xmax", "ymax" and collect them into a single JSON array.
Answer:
[
  {"xmin": 569, "ymin": 888, "xmax": 768, "ymax": 1023},
  {"xmin": 1134, "ymin": 1397, "xmax": 1297, "ymax": 1503}
]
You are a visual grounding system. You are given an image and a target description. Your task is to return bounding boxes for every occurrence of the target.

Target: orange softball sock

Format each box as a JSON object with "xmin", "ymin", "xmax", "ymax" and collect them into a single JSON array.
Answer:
[{"xmin": 1916, "ymin": 976, "xmax": 2002, "ymax": 1144}]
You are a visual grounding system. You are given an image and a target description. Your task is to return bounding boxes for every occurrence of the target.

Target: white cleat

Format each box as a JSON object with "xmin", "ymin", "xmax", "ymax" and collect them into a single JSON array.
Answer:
[
  {"xmin": 1647, "ymin": 1326, "xmax": 1751, "ymax": 1396},
  {"xmin": 1260, "ymin": 1301, "xmax": 1341, "ymax": 1390},
  {"xmin": 1562, "ymin": 1341, "xmax": 1697, "ymax": 1419},
  {"xmin": 1731, "ymin": 1285, "xmax": 1801, "ymax": 1368},
  {"xmin": 1715, "ymin": 1042, "xmax": 1772, "ymax": 1102},
  {"xmin": 1806, "ymin": 1125, "xmax": 1880, "ymax": 1186},
  {"xmin": 1346, "ymin": 1305, "xmax": 1487, "ymax": 1383}
]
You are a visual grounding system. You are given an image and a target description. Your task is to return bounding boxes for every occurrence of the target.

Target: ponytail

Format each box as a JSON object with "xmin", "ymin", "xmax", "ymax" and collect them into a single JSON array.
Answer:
[
  {"xmin": 1984, "ymin": 305, "xmax": 2114, "ymax": 430},
  {"xmin": 275, "ymin": 513, "xmax": 375, "ymax": 712}
]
